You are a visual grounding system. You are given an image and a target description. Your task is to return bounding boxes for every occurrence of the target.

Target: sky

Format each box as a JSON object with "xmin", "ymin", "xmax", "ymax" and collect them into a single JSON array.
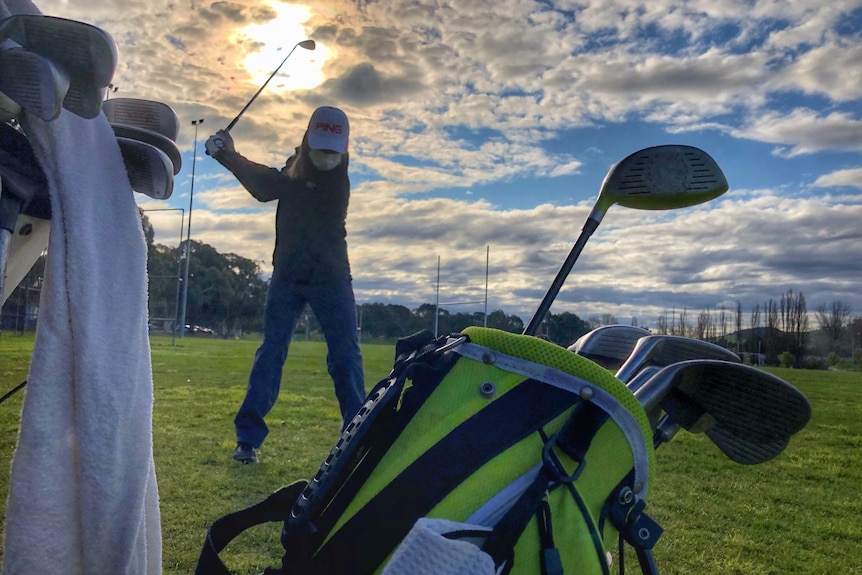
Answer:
[{"xmin": 32, "ymin": 0, "xmax": 862, "ymax": 330}]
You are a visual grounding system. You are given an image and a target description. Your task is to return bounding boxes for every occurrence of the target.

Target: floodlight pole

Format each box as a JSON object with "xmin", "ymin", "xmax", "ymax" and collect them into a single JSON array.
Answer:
[{"xmin": 178, "ymin": 118, "xmax": 203, "ymax": 339}]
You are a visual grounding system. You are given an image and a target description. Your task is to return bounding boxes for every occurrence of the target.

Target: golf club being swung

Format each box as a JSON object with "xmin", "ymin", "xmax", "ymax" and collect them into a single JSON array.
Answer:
[
  {"xmin": 523, "ymin": 145, "xmax": 729, "ymax": 336},
  {"xmin": 206, "ymin": 39, "xmax": 314, "ymax": 157}
]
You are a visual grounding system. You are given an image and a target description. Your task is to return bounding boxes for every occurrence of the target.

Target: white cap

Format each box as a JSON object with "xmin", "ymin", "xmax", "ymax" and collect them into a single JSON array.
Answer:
[{"xmin": 307, "ymin": 106, "xmax": 349, "ymax": 153}]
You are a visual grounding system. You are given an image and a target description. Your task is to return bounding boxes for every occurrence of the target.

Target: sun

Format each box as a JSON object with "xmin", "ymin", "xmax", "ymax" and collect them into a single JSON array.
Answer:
[{"xmin": 233, "ymin": 3, "xmax": 328, "ymax": 92}]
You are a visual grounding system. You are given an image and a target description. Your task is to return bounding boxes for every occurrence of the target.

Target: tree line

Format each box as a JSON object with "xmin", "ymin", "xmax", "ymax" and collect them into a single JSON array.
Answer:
[{"xmin": 2, "ymin": 211, "xmax": 859, "ymax": 368}]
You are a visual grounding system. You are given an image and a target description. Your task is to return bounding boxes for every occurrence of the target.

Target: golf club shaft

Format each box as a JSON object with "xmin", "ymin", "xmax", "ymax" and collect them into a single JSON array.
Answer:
[
  {"xmin": 0, "ymin": 227, "xmax": 10, "ymax": 305},
  {"xmin": 225, "ymin": 43, "xmax": 302, "ymax": 132},
  {"xmin": 523, "ymin": 217, "xmax": 598, "ymax": 336}
]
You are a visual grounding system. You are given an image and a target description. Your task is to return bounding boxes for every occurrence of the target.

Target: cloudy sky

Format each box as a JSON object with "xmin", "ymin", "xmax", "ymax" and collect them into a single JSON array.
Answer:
[{"xmin": 34, "ymin": 0, "xmax": 862, "ymax": 329}]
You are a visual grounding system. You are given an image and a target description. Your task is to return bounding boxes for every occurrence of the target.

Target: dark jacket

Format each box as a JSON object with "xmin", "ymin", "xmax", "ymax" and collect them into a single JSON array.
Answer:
[{"xmin": 215, "ymin": 145, "xmax": 352, "ymax": 283}]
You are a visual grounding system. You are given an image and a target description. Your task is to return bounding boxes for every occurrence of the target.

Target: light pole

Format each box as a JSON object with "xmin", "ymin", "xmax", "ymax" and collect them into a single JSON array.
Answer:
[{"xmin": 178, "ymin": 118, "xmax": 203, "ymax": 339}]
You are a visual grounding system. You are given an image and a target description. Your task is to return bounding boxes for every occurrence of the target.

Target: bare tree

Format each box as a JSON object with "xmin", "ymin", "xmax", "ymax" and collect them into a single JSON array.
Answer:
[
  {"xmin": 748, "ymin": 303, "xmax": 762, "ymax": 355},
  {"xmin": 656, "ymin": 313, "xmax": 668, "ymax": 335},
  {"xmin": 816, "ymin": 300, "xmax": 851, "ymax": 344},
  {"xmin": 735, "ymin": 300, "xmax": 743, "ymax": 354},
  {"xmin": 678, "ymin": 307, "xmax": 689, "ymax": 337},
  {"xmin": 696, "ymin": 309, "xmax": 710, "ymax": 340},
  {"xmin": 765, "ymin": 299, "xmax": 780, "ymax": 363}
]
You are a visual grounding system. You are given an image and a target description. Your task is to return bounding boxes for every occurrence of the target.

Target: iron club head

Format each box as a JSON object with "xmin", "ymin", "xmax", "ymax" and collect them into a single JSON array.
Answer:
[
  {"xmin": 568, "ymin": 324, "xmax": 652, "ymax": 370},
  {"xmin": 116, "ymin": 137, "xmax": 174, "ymax": 200},
  {"xmin": 633, "ymin": 359, "xmax": 811, "ymax": 463},
  {"xmin": 618, "ymin": 334, "xmax": 740, "ymax": 387},
  {"xmin": 102, "ymin": 98, "xmax": 181, "ymax": 142}
]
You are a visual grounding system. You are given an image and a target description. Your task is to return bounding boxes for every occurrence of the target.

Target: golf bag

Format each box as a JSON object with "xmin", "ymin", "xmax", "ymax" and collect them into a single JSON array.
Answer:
[{"xmin": 196, "ymin": 326, "xmax": 662, "ymax": 575}]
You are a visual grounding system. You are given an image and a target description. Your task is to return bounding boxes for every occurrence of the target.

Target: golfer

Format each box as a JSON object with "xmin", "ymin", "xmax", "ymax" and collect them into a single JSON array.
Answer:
[{"xmin": 207, "ymin": 106, "xmax": 365, "ymax": 464}]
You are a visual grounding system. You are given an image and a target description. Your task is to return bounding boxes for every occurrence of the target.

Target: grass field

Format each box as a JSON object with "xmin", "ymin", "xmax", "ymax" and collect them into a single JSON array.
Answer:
[{"xmin": 1, "ymin": 332, "xmax": 860, "ymax": 574}]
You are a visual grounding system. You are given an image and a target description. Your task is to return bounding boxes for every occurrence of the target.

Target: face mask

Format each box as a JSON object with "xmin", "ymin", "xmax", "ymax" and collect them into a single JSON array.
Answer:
[{"xmin": 309, "ymin": 149, "xmax": 343, "ymax": 171}]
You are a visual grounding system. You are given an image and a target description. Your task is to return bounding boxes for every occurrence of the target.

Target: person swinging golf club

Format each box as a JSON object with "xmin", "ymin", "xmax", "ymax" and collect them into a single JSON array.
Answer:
[{"xmin": 206, "ymin": 106, "xmax": 365, "ymax": 464}]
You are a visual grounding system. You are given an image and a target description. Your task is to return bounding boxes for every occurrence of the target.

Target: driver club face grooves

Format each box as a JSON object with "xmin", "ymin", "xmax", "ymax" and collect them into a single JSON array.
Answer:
[{"xmin": 599, "ymin": 145, "xmax": 729, "ymax": 212}]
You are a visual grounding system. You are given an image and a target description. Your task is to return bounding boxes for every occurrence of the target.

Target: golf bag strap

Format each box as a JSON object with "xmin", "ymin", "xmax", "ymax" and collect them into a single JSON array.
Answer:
[
  {"xmin": 309, "ymin": 378, "xmax": 581, "ymax": 574},
  {"xmin": 194, "ymin": 480, "xmax": 307, "ymax": 575}
]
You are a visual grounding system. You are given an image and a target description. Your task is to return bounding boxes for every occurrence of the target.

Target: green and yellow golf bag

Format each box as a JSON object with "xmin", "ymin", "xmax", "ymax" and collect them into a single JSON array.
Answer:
[{"xmin": 196, "ymin": 326, "xmax": 663, "ymax": 575}]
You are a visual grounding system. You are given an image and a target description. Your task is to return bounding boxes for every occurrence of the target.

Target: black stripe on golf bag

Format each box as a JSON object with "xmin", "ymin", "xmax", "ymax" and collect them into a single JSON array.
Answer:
[
  {"xmin": 313, "ymin": 355, "xmax": 458, "ymax": 527},
  {"xmin": 279, "ymin": 338, "xmax": 461, "ymax": 564},
  {"xmin": 480, "ymin": 404, "xmax": 611, "ymax": 575},
  {"xmin": 304, "ymin": 379, "xmax": 582, "ymax": 575}
]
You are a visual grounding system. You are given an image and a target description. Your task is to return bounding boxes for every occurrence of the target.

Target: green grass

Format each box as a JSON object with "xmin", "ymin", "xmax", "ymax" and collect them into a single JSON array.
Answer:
[{"xmin": 1, "ymin": 333, "xmax": 860, "ymax": 574}]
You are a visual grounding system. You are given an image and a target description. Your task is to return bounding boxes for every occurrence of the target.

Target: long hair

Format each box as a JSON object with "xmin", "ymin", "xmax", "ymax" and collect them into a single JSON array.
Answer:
[{"xmin": 285, "ymin": 131, "xmax": 349, "ymax": 180}]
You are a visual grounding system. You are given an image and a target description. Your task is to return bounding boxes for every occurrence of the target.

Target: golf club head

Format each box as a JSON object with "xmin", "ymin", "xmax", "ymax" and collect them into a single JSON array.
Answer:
[
  {"xmin": 568, "ymin": 324, "xmax": 651, "ymax": 369},
  {"xmin": 589, "ymin": 145, "xmax": 729, "ymax": 224},
  {"xmin": 523, "ymin": 145, "xmax": 729, "ymax": 337},
  {"xmin": 116, "ymin": 137, "xmax": 174, "ymax": 200},
  {"xmin": 298, "ymin": 39, "xmax": 316, "ymax": 50},
  {"xmin": 102, "ymin": 98, "xmax": 180, "ymax": 141},
  {"xmin": 635, "ymin": 359, "xmax": 811, "ymax": 460},
  {"xmin": 617, "ymin": 335, "xmax": 740, "ymax": 385},
  {"xmin": 112, "ymin": 124, "xmax": 182, "ymax": 175},
  {"xmin": 0, "ymin": 46, "xmax": 69, "ymax": 121},
  {"xmin": 705, "ymin": 426, "xmax": 790, "ymax": 465},
  {"xmin": 0, "ymin": 15, "xmax": 118, "ymax": 118}
]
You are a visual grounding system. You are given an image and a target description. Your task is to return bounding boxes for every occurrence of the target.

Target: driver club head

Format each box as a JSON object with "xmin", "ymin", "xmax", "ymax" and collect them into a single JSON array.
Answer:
[
  {"xmin": 568, "ymin": 324, "xmax": 652, "ymax": 370},
  {"xmin": 618, "ymin": 335, "xmax": 741, "ymax": 387},
  {"xmin": 523, "ymin": 145, "xmax": 729, "ymax": 336},
  {"xmin": 589, "ymin": 145, "xmax": 729, "ymax": 224},
  {"xmin": 634, "ymin": 359, "xmax": 811, "ymax": 462}
]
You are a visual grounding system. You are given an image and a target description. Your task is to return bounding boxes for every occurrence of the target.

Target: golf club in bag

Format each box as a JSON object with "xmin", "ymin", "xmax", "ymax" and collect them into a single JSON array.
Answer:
[{"xmin": 205, "ymin": 39, "xmax": 315, "ymax": 156}]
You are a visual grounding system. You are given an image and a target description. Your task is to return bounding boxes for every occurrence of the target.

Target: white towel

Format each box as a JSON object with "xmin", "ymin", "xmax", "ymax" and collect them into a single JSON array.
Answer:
[
  {"xmin": 1, "ymin": 2, "xmax": 162, "ymax": 573},
  {"xmin": 381, "ymin": 518, "xmax": 497, "ymax": 575}
]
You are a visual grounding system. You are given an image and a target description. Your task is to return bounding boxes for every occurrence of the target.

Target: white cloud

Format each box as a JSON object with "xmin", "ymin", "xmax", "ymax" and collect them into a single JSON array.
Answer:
[{"xmin": 812, "ymin": 168, "xmax": 862, "ymax": 189}]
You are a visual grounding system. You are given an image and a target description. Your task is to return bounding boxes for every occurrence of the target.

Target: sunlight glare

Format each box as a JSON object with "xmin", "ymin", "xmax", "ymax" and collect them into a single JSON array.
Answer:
[{"xmin": 233, "ymin": 3, "xmax": 328, "ymax": 92}]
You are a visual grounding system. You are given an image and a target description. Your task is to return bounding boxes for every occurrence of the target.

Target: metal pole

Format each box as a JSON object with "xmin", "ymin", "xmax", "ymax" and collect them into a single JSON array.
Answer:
[
  {"xmin": 178, "ymin": 118, "xmax": 204, "ymax": 339},
  {"xmin": 483, "ymin": 245, "xmax": 489, "ymax": 327},
  {"xmin": 142, "ymin": 207, "xmax": 185, "ymax": 346},
  {"xmin": 434, "ymin": 256, "xmax": 440, "ymax": 337}
]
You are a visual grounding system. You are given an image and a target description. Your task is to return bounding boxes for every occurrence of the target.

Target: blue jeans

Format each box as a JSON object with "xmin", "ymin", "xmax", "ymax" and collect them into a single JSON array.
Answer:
[{"xmin": 234, "ymin": 269, "xmax": 365, "ymax": 448}]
